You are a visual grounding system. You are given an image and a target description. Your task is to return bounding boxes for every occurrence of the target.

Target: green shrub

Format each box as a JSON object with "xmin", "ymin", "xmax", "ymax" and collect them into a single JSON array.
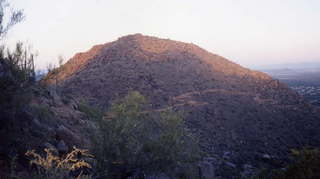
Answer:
[
  {"xmin": 78, "ymin": 100, "xmax": 103, "ymax": 121},
  {"xmin": 93, "ymin": 91, "xmax": 201, "ymax": 178}
]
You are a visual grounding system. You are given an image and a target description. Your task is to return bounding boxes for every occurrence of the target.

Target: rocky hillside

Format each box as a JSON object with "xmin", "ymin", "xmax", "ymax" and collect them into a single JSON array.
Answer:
[
  {"xmin": 45, "ymin": 34, "xmax": 320, "ymax": 170},
  {"xmin": 0, "ymin": 55, "xmax": 97, "ymax": 178}
]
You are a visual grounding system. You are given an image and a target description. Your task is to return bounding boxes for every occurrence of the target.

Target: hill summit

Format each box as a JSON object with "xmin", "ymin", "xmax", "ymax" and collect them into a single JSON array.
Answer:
[{"xmin": 45, "ymin": 34, "xmax": 320, "ymax": 166}]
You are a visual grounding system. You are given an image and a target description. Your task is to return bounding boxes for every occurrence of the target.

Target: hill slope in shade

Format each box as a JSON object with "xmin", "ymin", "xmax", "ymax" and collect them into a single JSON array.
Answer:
[{"xmin": 45, "ymin": 34, "xmax": 320, "ymax": 166}]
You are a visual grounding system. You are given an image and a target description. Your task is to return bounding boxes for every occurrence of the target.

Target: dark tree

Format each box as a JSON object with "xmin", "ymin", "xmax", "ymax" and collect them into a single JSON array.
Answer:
[{"xmin": 0, "ymin": 0, "xmax": 24, "ymax": 38}]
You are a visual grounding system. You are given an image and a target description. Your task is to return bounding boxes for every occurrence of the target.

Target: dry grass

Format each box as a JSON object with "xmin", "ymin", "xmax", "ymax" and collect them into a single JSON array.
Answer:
[{"xmin": 25, "ymin": 147, "xmax": 93, "ymax": 179}]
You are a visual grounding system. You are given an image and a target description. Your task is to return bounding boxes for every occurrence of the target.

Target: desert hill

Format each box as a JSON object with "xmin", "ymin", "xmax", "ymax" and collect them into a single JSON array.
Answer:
[{"xmin": 45, "ymin": 34, "xmax": 320, "ymax": 168}]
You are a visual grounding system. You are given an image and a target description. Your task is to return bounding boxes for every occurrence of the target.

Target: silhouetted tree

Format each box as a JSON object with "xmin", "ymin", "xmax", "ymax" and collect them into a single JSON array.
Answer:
[{"xmin": 0, "ymin": 0, "xmax": 24, "ymax": 39}]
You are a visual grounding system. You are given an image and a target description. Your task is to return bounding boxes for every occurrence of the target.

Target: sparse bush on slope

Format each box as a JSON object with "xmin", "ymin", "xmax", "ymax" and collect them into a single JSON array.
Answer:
[
  {"xmin": 78, "ymin": 100, "xmax": 104, "ymax": 121},
  {"xmin": 92, "ymin": 91, "xmax": 201, "ymax": 178}
]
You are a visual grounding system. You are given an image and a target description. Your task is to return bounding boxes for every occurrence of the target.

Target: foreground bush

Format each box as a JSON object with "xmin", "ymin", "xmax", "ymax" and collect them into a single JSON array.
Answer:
[
  {"xmin": 0, "ymin": 42, "xmax": 36, "ymax": 122},
  {"xmin": 272, "ymin": 148, "xmax": 320, "ymax": 179},
  {"xmin": 93, "ymin": 91, "xmax": 201, "ymax": 178},
  {"xmin": 25, "ymin": 147, "xmax": 93, "ymax": 179},
  {"xmin": 0, "ymin": 43, "xmax": 38, "ymax": 176},
  {"xmin": 254, "ymin": 148, "xmax": 320, "ymax": 179}
]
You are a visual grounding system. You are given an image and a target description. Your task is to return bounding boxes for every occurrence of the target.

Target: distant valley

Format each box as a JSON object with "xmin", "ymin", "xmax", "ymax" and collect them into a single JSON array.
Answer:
[{"xmin": 262, "ymin": 67, "xmax": 320, "ymax": 106}]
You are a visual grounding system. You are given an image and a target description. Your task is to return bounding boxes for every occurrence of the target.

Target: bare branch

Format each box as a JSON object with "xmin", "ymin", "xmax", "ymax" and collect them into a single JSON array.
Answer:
[{"xmin": 0, "ymin": 0, "xmax": 25, "ymax": 38}]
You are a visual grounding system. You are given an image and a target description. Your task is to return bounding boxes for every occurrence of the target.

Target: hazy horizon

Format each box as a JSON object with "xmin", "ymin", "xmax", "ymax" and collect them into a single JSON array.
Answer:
[{"xmin": 6, "ymin": 0, "xmax": 320, "ymax": 70}]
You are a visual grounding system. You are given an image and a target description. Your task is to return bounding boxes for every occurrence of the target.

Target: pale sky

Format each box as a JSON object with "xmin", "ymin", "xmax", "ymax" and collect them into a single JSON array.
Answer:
[{"xmin": 5, "ymin": 0, "xmax": 320, "ymax": 69}]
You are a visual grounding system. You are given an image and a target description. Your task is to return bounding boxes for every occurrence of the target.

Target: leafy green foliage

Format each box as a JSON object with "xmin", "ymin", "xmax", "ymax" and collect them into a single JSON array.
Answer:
[{"xmin": 93, "ymin": 91, "xmax": 201, "ymax": 177}]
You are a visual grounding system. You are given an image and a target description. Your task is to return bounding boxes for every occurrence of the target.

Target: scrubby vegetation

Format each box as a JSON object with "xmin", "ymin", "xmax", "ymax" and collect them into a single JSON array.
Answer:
[
  {"xmin": 0, "ymin": 42, "xmax": 36, "ymax": 111},
  {"xmin": 0, "ymin": 0, "xmax": 34, "ymax": 137},
  {"xmin": 78, "ymin": 100, "xmax": 103, "ymax": 121},
  {"xmin": 0, "ymin": 12, "xmax": 203, "ymax": 177},
  {"xmin": 2, "ymin": 1, "xmax": 320, "ymax": 178},
  {"xmin": 92, "ymin": 91, "xmax": 202, "ymax": 178},
  {"xmin": 0, "ymin": 1, "xmax": 41, "ymax": 177},
  {"xmin": 0, "ymin": 43, "xmax": 37, "ymax": 152},
  {"xmin": 25, "ymin": 147, "xmax": 93, "ymax": 179},
  {"xmin": 254, "ymin": 148, "xmax": 320, "ymax": 179},
  {"xmin": 6, "ymin": 91, "xmax": 202, "ymax": 179}
]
